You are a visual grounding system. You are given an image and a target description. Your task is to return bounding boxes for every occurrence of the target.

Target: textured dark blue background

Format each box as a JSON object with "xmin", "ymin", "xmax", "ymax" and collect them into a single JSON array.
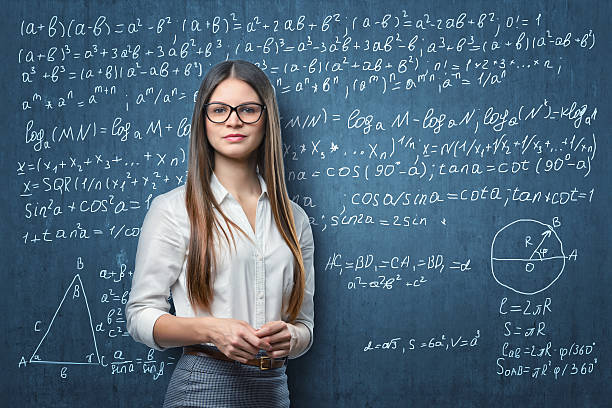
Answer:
[{"xmin": 2, "ymin": 0, "xmax": 610, "ymax": 406}]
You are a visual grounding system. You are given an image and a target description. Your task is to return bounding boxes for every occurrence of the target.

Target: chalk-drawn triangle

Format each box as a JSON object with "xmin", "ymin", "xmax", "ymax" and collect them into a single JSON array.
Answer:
[{"xmin": 29, "ymin": 274, "xmax": 100, "ymax": 365}]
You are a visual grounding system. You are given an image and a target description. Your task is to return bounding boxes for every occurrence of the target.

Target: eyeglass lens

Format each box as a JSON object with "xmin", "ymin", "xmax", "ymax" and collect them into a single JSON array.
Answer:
[{"xmin": 206, "ymin": 103, "xmax": 264, "ymax": 123}]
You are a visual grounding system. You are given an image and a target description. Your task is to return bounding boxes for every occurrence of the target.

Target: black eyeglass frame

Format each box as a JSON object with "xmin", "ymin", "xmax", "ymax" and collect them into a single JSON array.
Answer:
[{"xmin": 203, "ymin": 102, "xmax": 267, "ymax": 124}]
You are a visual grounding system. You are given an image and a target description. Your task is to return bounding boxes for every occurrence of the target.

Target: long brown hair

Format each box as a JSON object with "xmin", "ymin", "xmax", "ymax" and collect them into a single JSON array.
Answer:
[{"xmin": 185, "ymin": 60, "xmax": 305, "ymax": 322}]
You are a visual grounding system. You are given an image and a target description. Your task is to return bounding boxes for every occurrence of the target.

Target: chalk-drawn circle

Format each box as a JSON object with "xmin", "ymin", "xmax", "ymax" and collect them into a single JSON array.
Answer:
[{"xmin": 491, "ymin": 219, "xmax": 565, "ymax": 295}]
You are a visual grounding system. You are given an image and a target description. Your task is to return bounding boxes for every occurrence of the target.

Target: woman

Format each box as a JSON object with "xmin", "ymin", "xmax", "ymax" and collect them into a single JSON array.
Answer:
[{"xmin": 125, "ymin": 60, "xmax": 315, "ymax": 407}]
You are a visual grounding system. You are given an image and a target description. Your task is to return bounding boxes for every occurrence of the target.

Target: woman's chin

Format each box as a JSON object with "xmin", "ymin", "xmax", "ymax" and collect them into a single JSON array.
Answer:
[{"xmin": 215, "ymin": 149, "xmax": 258, "ymax": 163}]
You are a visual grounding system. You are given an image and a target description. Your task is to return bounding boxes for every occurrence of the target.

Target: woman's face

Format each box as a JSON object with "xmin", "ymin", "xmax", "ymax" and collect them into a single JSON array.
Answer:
[{"xmin": 205, "ymin": 77, "xmax": 266, "ymax": 164}]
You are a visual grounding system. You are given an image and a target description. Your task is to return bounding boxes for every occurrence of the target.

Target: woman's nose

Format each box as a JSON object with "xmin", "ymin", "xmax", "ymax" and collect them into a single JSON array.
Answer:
[{"xmin": 225, "ymin": 110, "xmax": 243, "ymax": 126}]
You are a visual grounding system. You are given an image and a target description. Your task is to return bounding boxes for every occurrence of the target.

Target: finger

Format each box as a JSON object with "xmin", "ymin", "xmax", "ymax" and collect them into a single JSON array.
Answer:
[
  {"xmin": 256, "ymin": 321, "xmax": 285, "ymax": 338},
  {"xmin": 216, "ymin": 340, "xmax": 258, "ymax": 357},
  {"xmin": 225, "ymin": 342, "xmax": 258, "ymax": 362},
  {"xmin": 227, "ymin": 330, "xmax": 260, "ymax": 356},
  {"xmin": 260, "ymin": 330, "xmax": 291, "ymax": 346},
  {"xmin": 228, "ymin": 350, "xmax": 254, "ymax": 364},
  {"xmin": 233, "ymin": 322, "xmax": 270, "ymax": 352},
  {"xmin": 268, "ymin": 340, "xmax": 291, "ymax": 352},
  {"xmin": 255, "ymin": 324, "xmax": 280, "ymax": 338},
  {"xmin": 267, "ymin": 342, "xmax": 291, "ymax": 358},
  {"xmin": 243, "ymin": 330, "xmax": 272, "ymax": 351},
  {"xmin": 237, "ymin": 343, "xmax": 260, "ymax": 357},
  {"xmin": 238, "ymin": 336, "xmax": 262, "ymax": 355}
]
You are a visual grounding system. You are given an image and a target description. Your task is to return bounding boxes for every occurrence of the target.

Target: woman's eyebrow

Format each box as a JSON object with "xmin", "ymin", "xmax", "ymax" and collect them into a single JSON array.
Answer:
[{"xmin": 208, "ymin": 100, "xmax": 261, "ymax": 104}]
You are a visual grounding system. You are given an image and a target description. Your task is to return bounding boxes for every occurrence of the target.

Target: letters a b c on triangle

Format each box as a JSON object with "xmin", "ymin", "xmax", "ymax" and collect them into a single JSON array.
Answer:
[{"xmin": 29, "ymin": 274, "xmax": 101, "ymax": 365}]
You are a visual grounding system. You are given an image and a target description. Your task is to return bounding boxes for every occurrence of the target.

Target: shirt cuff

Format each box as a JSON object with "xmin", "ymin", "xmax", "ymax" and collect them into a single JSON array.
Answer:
[
  {"xmin": 287, "ymin": 321, "xmax": 313, "ymax": 359},
  {"xmin": 127, "ymin": 309, "xmax": 169, "ymax": 351}
]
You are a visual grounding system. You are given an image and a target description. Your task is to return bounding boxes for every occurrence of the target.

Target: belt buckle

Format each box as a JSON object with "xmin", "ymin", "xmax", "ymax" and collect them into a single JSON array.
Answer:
[{"xmin": 259, "ymin": 355, "xmax": 271, "ymax": 370}]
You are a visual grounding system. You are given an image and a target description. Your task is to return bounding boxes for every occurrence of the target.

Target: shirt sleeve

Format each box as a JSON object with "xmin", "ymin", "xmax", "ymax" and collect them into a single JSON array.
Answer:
[
  {"xmin": 125, "ymin": 194, "xmax": 187, "ymax": 351},
  {"xmin": 288, "ymin": 205, "xmax": 315, "ymax": 359}
]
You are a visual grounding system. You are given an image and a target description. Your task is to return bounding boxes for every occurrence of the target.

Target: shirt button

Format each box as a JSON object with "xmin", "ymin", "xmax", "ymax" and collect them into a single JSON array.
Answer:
[
  {"xmin": 258, "ymin": 292, "xmax": 264, "ymax": 300},
  {"xmin": 256, "ymin": 253, "xmax": 262, "ymax": 260}
]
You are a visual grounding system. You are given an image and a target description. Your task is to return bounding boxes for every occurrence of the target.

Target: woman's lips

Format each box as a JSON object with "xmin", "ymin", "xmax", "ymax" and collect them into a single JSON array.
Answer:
[{"xmin": 223, "ymin": 134, "xmax": 246, "ymax": 142}]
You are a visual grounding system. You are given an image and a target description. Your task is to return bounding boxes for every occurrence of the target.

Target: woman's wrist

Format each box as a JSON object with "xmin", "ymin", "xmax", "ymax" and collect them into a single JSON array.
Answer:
[
  {"xmin": 152, "ymin": 314, "xmax": 219, "ymax": 348},
  {"xmin": 193, "ymin": 316, "xmax": 219, "ymax": 344}
]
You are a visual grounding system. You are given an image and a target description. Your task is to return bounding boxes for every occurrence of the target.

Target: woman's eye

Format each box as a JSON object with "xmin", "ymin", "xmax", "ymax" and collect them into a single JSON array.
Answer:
[
  {"xmin": 240, "ymin": 107, "xmax": 254, "ymax": 113},
  {"xmin": 213, "ymin": 107, "xmax": 227, "ymax": 113}
]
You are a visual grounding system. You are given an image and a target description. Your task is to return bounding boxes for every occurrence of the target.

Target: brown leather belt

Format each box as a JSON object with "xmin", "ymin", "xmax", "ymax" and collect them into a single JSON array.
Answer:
[{"xmin": 183, "ymin": 344, "xmax": 286, "ymax": 370}]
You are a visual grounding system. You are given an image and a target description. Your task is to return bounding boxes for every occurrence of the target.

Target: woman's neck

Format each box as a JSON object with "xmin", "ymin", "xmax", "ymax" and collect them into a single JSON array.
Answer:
[{"xmin": 213, "ymin": 155, "xmax": 261, "ymax": 201}]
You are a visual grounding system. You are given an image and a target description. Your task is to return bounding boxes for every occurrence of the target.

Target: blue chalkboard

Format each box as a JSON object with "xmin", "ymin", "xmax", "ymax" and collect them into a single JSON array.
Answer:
[{"xmin": 2, "ymin": 0, "xmax": 610, "ymax": 406}]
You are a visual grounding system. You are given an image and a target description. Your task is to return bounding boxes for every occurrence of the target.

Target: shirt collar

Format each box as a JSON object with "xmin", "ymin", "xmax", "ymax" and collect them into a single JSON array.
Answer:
[{"xmin": 210, "ymin": 171, "xmax": 268, "ymax": 204}]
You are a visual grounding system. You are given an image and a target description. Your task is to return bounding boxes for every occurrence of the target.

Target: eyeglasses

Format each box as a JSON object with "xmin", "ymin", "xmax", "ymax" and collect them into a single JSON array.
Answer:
[{"xmin": 203, "ymin": 102, "xmax": 266, "ymax": 124}]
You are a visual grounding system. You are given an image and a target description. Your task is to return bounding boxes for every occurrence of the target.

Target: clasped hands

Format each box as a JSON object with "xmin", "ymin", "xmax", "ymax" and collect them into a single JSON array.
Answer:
[{"xmin": 211, "ymin": 318, "xmax": 292, "ymax": 364}]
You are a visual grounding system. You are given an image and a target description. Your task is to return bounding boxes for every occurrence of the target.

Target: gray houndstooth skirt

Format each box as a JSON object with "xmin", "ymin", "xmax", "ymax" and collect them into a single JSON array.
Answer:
[{"xmin": 162, "ymin": 349, "xmax": 290, "ymax": 407}]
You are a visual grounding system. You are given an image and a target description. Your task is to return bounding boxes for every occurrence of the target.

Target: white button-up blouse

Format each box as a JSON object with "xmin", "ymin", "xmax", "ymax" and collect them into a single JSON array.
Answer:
[{"xmin": 125, "ymin": 171, "xmax": 315, "ymax": 358}]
